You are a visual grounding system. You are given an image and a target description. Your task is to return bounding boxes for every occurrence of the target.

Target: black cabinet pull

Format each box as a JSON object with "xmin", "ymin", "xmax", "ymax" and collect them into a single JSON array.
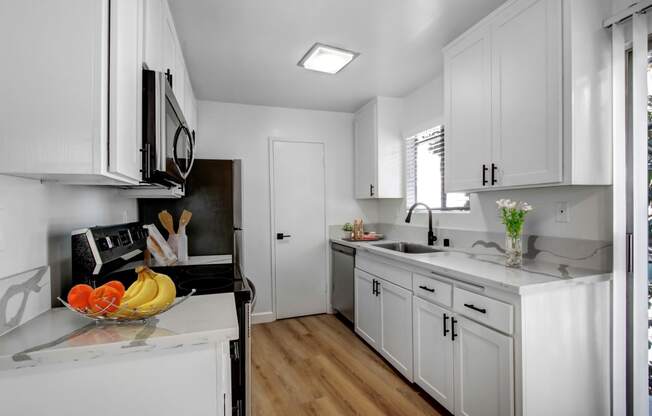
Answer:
[
  {"xmin": 443, "ymin": 313, "xmax": 450, "ymax": 337},
  {"xmin": 418, "ymin": 285, "xmax": 435, "ymax": 293},
  {"xmin": 464, "ymin": 303, "xmax": 487, "ymax": 314},
  {"xmin": 372, "ymin": 279, "xmax": 378, "ymax": 296},
  {"xmin": 482, "ymin": 164, "xmax": 488, "ymax": 186},
  {"xmin": 276, "ymin": 233, "xmax": 291, "ymax": 240},
  {"xmin": 451, "ymin": 317, "xmax": 458, "ymax": 341},
  {"xmin": 370, "ymin": 184, "xmax": 375, "ymax": 197},
  {"xmin": 165, "ymin": 68, "xmax": 173, "ymax": 88},
  {"xmin": 375, "ymin": 280, "xmax": 380, "ymax": 296},
  {"xmin": 491, "ymin": 163, "xmax": 498, "ymax": 185}
]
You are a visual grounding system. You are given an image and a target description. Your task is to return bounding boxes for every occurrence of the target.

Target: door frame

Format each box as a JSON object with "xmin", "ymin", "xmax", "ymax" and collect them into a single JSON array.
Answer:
[{"xmin": 268, "ymin": 137, "xmax": 329, "ymax": 321}]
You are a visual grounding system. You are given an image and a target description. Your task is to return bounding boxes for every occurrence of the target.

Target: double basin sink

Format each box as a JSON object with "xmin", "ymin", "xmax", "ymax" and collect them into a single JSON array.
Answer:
[{"xmin": 371, "ymin": 241, "xmax": 441, "ymax": 254}]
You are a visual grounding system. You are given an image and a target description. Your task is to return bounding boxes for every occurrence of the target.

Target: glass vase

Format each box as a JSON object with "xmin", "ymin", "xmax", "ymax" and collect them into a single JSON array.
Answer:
[{"xmin": 505, "ymin": 234, "xmax": 523, "ymax": 268}]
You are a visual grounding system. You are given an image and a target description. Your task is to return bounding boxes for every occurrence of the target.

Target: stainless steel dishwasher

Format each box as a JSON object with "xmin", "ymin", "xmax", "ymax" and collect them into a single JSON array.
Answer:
[{"xmin": 331, "ymin": 242, "xmax": 355, "ymax": 323}]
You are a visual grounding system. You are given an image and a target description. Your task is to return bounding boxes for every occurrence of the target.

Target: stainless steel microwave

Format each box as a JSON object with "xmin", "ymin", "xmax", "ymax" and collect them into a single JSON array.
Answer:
[{"xmin": 142, "ymin": 69, "xmax": 195, "ymax": 187}]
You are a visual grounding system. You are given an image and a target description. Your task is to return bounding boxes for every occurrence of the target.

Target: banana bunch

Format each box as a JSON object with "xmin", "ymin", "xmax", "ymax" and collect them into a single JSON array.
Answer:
[{"xmin": 113, "ymin": 266, "xmax": 176, "ymax": 318}]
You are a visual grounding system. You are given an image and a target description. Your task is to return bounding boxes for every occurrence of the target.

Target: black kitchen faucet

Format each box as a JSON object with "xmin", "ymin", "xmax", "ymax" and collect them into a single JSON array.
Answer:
[{"xmin": 405, "ymin": 202, "xmax": 437, "ymax": 246}]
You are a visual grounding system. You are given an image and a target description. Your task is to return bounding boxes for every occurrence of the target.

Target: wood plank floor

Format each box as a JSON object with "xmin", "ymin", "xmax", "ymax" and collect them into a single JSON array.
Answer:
[{"xmin": 252, "ymin": 314, "xmax": 449, "ymax": 416}]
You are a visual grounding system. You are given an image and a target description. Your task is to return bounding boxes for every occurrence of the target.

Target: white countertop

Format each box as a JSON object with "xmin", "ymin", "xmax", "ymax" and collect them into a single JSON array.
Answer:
[
  {"xmin": 331, "ymin": 238, "xmax": 612, "ymax": 295},
  {"xmin": 0, "ymin": 293, "xmax": 239, "ymax": 372}
]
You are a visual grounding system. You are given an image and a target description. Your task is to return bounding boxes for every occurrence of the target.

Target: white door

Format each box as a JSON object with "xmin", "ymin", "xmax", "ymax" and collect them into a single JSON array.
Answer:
[
  {"xmin": 354, "ymin": 269, "xmax": 380, "ymax": 349},
  {"xmin": 272, "ymin": 140, "xmax": 327, "ymax": 319},
  {"xmin": 413, "ymin": 296, "xmax": 455, "ymax": 413},
  {"xmin": 354, "ymin": 101, "xmax": 377, "ymax": 199},
  {"xmin": 454, "ymin": 316, "xmax": 514, "ymax": 416},
  {"xmin": 108, "ymin": 0, "xmax": 143, "ymax": 182},
  {"xmin": 490, "ymin": 0, "xmax": 562, "ymax": 187},
  {"xmin": 444, "ymin": 25, "xmax": 492, "ymax": 192},
  {"xmin": 379, "ymin": 278, "xmax": 413, "ymax": 381}
]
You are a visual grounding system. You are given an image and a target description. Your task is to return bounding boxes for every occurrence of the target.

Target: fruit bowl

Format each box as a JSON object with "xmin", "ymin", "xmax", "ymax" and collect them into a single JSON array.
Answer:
[
  {"xmin": 58, "ymin": 266, "xmax": 195, "ymax": 323},
  {"xmin": 57, "ymin": 289, "xmax": 195, "ymax": 323}
]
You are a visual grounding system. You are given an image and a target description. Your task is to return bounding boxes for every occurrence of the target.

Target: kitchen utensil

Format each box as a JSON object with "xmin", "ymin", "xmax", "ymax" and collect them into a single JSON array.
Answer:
[
  {"xmin": 158, "ymin": 210, "xmax": 178, "ymax": 254},
  {"xmin": 176, "ymin": 210, "xmax": 192, "ymax": 262}
]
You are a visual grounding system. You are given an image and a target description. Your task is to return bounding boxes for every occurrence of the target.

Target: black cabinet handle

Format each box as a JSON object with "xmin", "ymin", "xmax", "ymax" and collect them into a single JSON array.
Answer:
[
  {"xmin": 276, "ymin": 233, "xmax": 291, "ymax": 240},
  {"xmin": 491, "ymin": 163, "xmax": 498, "ymax": 185},
  {"xmin": 451, "ymin": 317, "xmax": 458, "ymax": 341},
  {"xmin": 418, "ymin": 285, "xmax": 435, "ymax": 293},
  {"xmin": 370, "ymin": 184, "xmax": 375, "ymax": 197},
  {"xmin": 372, "ymin": 279, "xmax": 378, "ymax": 296},
  {"xmin": 443, "ymin": 313, "xmax": 450, "ymax": 337},
  {"xmin": 482, "ymin": 164, "xmax": 488, "ymax": 186},
  {"xmin": 464, "ymin": 303, "xmax": 487, "ymax": 314},
  {"xmin": 165, "ymin": 68, "xmax": 173, "ymax": 88},
  {"xmin": 375, "ymin": 280, "xmax": 380, "ymax": 297}
]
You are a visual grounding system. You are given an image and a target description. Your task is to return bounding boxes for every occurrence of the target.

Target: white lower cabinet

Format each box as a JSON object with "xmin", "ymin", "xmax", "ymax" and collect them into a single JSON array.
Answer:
[
  {"xmin": 354, "ymin": 269, "xmax": 380, "ymax": 349},
  {"xmin": 355, "ymin": 252, "xmax": 610, "ymax": 416},
  {"xmin": 355, "ymin": 268, "xmax": 413, "ymax": 381},
  {"xmin": 413, "ymin": 296, "xmax": 455, "ymax": 413},
  {"xmin": 379, "ymin": 279, "xmax": 413, "ymax": 380},
  {"xmin": 454, "ymin": 316, "xmax": 514, "ymax": 416}
]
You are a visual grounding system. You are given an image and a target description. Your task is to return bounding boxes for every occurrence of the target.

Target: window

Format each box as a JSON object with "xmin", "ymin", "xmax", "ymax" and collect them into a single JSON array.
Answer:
[{"xmin": 405, "ymin": 126, "xmax": 469, "ymax": 211}]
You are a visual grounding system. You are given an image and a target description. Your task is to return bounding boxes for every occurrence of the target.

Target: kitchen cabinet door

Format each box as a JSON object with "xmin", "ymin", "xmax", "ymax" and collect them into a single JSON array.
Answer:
[
  {"xmin": 379, "ymin": 278, "xmax": 413, "ymax": 381},
  {"xmin": 143, "ymin": 0, "xmax": 164, "ymax": 71},
  {"xmin": 162, "ymin": 4, "xmax": 177, "ymax": 87},
  {"xmin": 108, "ymin": 0, "xmax": 143, "ymax": 182},
  {"xmin": 444, "ymin": 25, "xmax": 492, "ymax": 192},
  {"xmin": 413, "ymin": 297, "xmax": 455, "ymax": 413},
  {"xmin": 354, "ymin": 269, "xmax": 380, "ymax": 351},
  {"xmin": 354, "ymin": 101, "xmax": 377, "ymax": 199},
  {"xmin": 454, "ymin": 316, "xmax": 514, "ymax": 416},
  {"xmin": 174, "ymin": 39, "xmax": 186, "ymax": 112},
  {"xmin": 490, "ymin": 0, "xmax": 562, "ymax": 187}
]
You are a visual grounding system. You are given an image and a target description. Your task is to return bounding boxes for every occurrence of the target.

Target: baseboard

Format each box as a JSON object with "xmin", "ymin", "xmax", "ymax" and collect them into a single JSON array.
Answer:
[{"xmin": 251, "ymin": 311, "xmax": 275, "ymax": 324}]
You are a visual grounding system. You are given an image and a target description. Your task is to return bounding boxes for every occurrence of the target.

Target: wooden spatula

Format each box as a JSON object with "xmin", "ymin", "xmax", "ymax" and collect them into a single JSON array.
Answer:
[
  {"xmin": 178, "ymin": 210, "xmax": 192, "ymax": 234},
  {"xmin": 158, "ymin": 210, "xmax": 175, "ymax": 237}
]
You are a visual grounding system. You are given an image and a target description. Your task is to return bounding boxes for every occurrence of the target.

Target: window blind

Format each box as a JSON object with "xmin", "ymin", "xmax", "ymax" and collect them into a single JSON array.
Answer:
[{"xmin": 405, "ymin": 126, "xmax": 445, "ymax": 208}]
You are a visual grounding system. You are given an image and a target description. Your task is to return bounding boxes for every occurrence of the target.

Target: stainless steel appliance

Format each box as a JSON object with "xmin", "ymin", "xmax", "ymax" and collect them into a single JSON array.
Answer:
[
  {"xmin": 137, "ymin": 159, "xmax": 250, "ymax": 415},
  {"xmin": 141, "ymin": 69, "xmax": 196, "ymax": 188},
  {"xmin": 70, "ymin": 220, "xmax": 252, "ymax": 416},
  {"xmin": 331, "ymin": 242, "xmax": 355, "ymax": 323}
]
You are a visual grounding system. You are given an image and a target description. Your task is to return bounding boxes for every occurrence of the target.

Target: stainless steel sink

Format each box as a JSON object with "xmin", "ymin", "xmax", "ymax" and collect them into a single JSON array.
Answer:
[{"xmin": 372, "ymin": 242, "xmax": 441, "ymax": 254}]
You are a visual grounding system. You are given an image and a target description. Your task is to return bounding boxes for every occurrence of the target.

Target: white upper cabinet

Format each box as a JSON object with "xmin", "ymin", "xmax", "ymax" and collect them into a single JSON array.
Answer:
[
  {"xmin": 109, "ymin": 0, "xmax": 145, "ymax": 182},
  {"xmin": 143, "ymin": 0, "xmax": 164, "ymax": 72},
  {"xmin": 354, "ymin": 97, "xmax": 403, "ymax": 199},
  {"xmin": 491, "ymin": 0, "xmax": 562, "ymax": 188},
  {"xmin": 444, "ymin": 0, "xmax": 612, "ymax": 192},
  {"xmin": 0, "ymin": 0, "xmax": 140, "ymax": 184},
  {"xmin": 444, "ymin": 26, "xmax": 492, "ymax": 192}
]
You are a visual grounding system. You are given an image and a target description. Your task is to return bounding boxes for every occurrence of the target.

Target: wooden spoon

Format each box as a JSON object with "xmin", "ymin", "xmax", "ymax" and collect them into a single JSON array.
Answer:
[{"xmin": 178, "ymin": 210, "xmax": 193, "ymax": 234}]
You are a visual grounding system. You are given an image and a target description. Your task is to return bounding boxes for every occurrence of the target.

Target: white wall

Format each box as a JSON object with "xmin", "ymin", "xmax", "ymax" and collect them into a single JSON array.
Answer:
[
  {"xmin": 0, "ymin": 175, "xmax": 138, "ymax": 304},
  {"xmin": 197, "ymin": 101, "xmax": 378, "ymax": 318},
  {"xmin": 379, "ymin": 75, "xmax": 613, "ymax": 241}
]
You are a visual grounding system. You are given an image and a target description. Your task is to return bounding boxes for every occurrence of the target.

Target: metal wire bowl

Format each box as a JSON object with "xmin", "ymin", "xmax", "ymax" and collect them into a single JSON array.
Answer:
[{"xmin": 57, "ymin": 289, "xmax": 196, "ymax": 324}]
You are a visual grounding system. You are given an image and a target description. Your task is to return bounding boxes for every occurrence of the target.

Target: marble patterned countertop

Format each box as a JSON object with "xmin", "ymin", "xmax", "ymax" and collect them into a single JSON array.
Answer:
[
  {"xmin": 331, "ymin": 238, "xmax": 612, "ymax": 295},
  {"xmin": 0, "ymin": 293, "xmax": 238, "ymax": 372}
]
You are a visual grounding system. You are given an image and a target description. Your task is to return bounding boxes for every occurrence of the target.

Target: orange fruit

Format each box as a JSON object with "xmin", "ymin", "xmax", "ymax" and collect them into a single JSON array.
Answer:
[
  {"xmin": 88, "ymin": 285, "xmax": 123, "ymax": 314},
  {"xmin": 67, "ymin": 284, "xmax": 93, "ymax": 310}
]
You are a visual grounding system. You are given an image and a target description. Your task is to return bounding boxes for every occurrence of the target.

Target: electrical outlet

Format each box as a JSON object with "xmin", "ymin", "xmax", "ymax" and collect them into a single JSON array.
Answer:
[{"xmin": 555, "ymin": 201, "xmax": 569, "ymax": 223}]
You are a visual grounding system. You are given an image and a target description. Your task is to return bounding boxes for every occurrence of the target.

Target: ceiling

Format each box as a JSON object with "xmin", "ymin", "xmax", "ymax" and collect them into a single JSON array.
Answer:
[{"xmin": 168, "ymin": 0, "xmax": 506, "ymax": 113}]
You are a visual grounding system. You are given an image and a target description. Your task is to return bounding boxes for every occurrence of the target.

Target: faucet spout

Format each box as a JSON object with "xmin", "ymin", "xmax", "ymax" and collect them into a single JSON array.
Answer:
[{"xmin": 405, "ymin": 202, "xmax": 437, "ymax": 246}]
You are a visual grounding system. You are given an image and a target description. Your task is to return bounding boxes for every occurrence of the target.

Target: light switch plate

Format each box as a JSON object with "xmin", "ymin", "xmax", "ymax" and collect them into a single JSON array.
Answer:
[{"xmin": 555, "ymin": 201, "xmax": 569, "ymax": 223}]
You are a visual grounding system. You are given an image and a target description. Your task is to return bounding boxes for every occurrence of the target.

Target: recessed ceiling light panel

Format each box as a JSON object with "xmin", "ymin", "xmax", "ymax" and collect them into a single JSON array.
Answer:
[{"xmin": 298, "ymin": 43, "xmax": 359, "ymax": 74}]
